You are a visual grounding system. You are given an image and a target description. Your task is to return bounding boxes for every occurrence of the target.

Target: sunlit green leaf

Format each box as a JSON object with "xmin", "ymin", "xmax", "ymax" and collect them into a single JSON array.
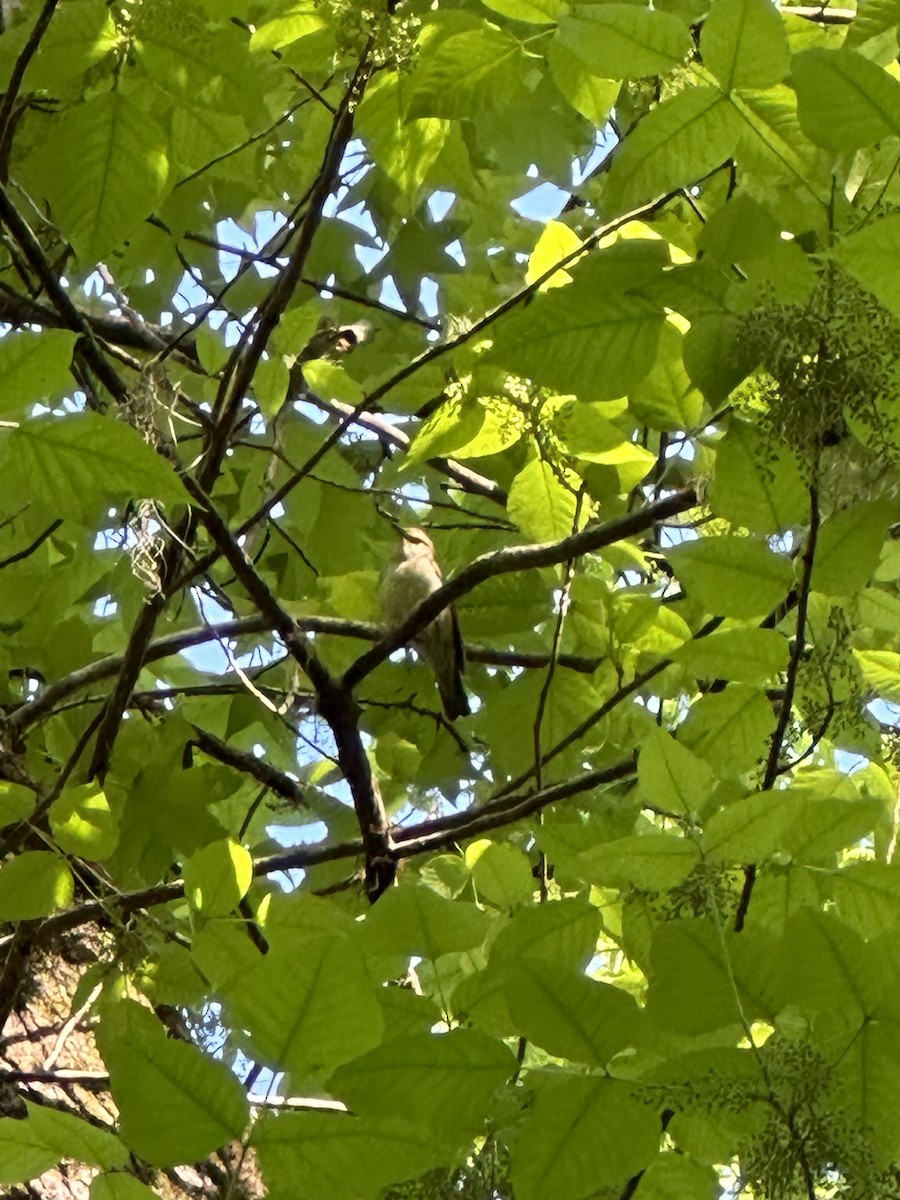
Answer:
[
  {"xmin": 701, "ymin": 0, "xmax": 790, "ymax": 91},
  {"xmin": 97, "ymin": 1000, "xmax": 248, "ymax": 1167},
  {"xmin": 50, "ymin": 783, "xmax": 119, "ymax": 860},
  {"xmin": 0, "ymin": 1102, "xmax": 126, "ymax": 1185},
  {"xmin": 24, "ymin": 90, "xmax": 169, "ymax": 263},
  {"xmin": 0, "ymin": 852, "xmax": 73, "ymax": 921},
  {"xmin": 793, "ymin": 48, "xmax": 900, "ymax": 150},
  {"xmin": 669, "ymin": 535, "xmax": 792, "ymax": 618}
]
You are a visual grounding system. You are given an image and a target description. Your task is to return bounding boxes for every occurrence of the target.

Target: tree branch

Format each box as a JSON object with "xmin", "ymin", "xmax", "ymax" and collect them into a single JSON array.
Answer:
[
  {"xmin": 6, "ymin": 616, "xmax": 603, "ymax": 736},
  {"xmin": 734, "ymin": 485, "xmax": 819, "ymax": 933},
  {"xmin": 306, "ymin": 394, "xmax": 507, "ymax": 506},
  {"xmin": 0, "ymin": 0, "xmax": 60, "ymax": 169},
  {"xmin": 0, "ymin": 186, "xmax": 129, "ymax": 402},
  {"xmin": 21, "ymin": 760, "xmax": 634, "ymax": 947},
  {"xmin": 188, "ymin": 727, "xmax": 310, "ymax": 806}
]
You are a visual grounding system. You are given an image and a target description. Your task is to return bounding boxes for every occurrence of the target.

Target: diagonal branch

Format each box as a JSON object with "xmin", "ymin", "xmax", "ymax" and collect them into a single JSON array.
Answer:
[
  {"xmin": 0, "ymin": 0, "xmax": 60, "ymax": 169},
  {"xmin": 0, "ymin": 187, "xmax": 129, "ymax": 403},
  {"xmin": 85, "ymin": 58, "xmax": 372, "ymax": 783},
  {"xmin": 22, "ymin": 758, "xmax": 634, "ymax": 947},
  {"xmin": 202, "ymin": 53, "xmax": 372, "ymax": 482},
  {"xmin": 188, "ymin": 727, "xmax": 309, "ymax": 806},
  {"xmin": 307, "ymin": 394, "xmax": 507, "ymax": 506},
  {"xmin": 183, "ymin": 476, "xmax": 393, "ymax": 900}
]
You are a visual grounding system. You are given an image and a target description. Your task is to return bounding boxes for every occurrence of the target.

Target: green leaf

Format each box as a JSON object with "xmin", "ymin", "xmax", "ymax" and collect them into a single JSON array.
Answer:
[
  {"xmin": 0, "ymin": 782, "xmax": 36, "ymax": 828},
  {"xmin": 453, "ymin": 398, "xmax": 526, "ymax": 458},
  {"xmin": 407, "ymin": 28, "xmax": 527, "ymax": 120},
  {"xmin": 638, "ymin": 726, "xmax": 716, "ymax": 815},
  {"xmin": 362, "ymin": 883, "xmax": 492, "ymax": 961},
  {"xmin": 253, "ymin": 355, "xmax": 290, "ymax": 417},
  {"xmin": 855, "ymin": 649, "xmax": 900, "ymax": 703},
  {"xmin": 830, "ymin": 861, "xmax": 900, "ymax": 937},
  {"xmin": 507, "ymin": 456, "xmax": 578, "ymax": 542},
  {"xmin": 491, "ymin": 263, "xmax": 666, "ymax": 402},
  {"xmin": 678, "ymin": 686, "xmax": 776, "ymax": 777},
  {"xmin": 466, "ymin": 840, "xmax": 535, "ymax": 909},
  {"xmin": 792, "ymin": 48, "xmax": 900, "ymax": 150},
  {"xmin": 547, "ymin": 39, "xmax": 620, "ymax": 125},
  {"xmin": 633, "ymin": 1153, "xmax": 720, "ymax": 1199},
  {"xmin": 857, "ymin": 587, "xmax": 900, "ymax": 632},
  {"xmin": 0, "ymin": 331, "xmax": 78, "ymax": 417},
  {"xmin": 700, "ymin": 0, "xmax": 790, "ymax": 91},
  {"xmin": 137, "ymin": 0, "xmax": 272, "ymax": 121},
  {"xmin": 490, "ymin": 899, "xmax": 603, "ymax": 973},
  {"xmin": 0, "ymin": 1102, "xmax": 127, "ymax": 1185},
  {"xmin": 555, "ymin": 7, "xmax": 691, "ymax": 80},
  {"xmin": 831, "ymin": 213, "xmax": 900, "ymax": 318},
  {"xmin": 25, "ymin": 90, "xmax": 169, "ymax": 263},
  {"xmin": 2, "ymin": 414, "xmax": 188, "ymax": 525},
  {"xmin": 329, "ymin": 1029, "xmax": 514, "ymax": 1149},
  {"xmin": 629, "ymin": 321, "xmax": 704, "ymax": 432},
  {"xmin": 731, "ymin": 85, "xmax": 828, "ymax": 211},
  {"xmin": 91, "ymin": 1176, "xmax": 160, "ymax": 1200},
  {"xmin": 482, "ymin": 0, "xmax": 564, "ymax": 22},
  {"xmin": 811, "ymin": 502, "xmax": 892, "ymax": 596},
  {"xmin": 675, "ymin": 627, "xmax": 790, "ymax": 685},
  {"xmin": 573, "ymin": 833, "xmax": 700, "ymax": 890},
  {"xmin": 704, "ymin": 790, "xmax": 882, "ymax": 863},
  {"xmin": 194, "ymin": 915, "xmax": 383, "ymax": 1076},
  {"xmin": 300, "ymin": 360, "xmax": 362, "ymax": 408},
  {"xmin": 50, "ymin": 783, "xmax": 119, "ymax": 860},
  {"xmin": 97, "ymin": 999, "xmax": 248, "ymax": 1167},
  {"xmin": 709, "ymin": 418, "xmax": 808, "ymax": 534},
  {"xmin": 405, "ymin": 395, "xmax": 483, "ymax": 467},
  {"xmin": 838, "ymin": 1009, "xmax": 900, "ymax": 1164},
  {"xmin": 512, "ymin": 1076, "xmax": 659, "ymax": 1199},
  {"xmin": 253, "ymin": 1111, "xmax": 442, "ymax": 1200},
  {"xmin": 669, "ymin": 535, "xmax": 792, "ymax": 618},
  {"xmin": 17, "ymin": 0, "xmax": 118, "ymax": 89},
  {"xmin": 525, "ymin": 219, "xmax": 583, "ymax": 290},
  {"xmin": 845, "ymin": 0, "xmax": 900, "ymax": 47},
  {"xmin": 183, "ymin": 838, "xmax": 253, "ymax": 915},
  {"xmin": 0, "ymin": 851, "xmax": 73, "ymax": 921},
  {"xmin": 504, "ymin": 957, "xmax": 642, "ymax": 1066},
  {"xmin": 606, "ymin": 86, "xmax": 742, "ymax": 213},
  {"xmin": 555, "ymin": 400, "xmax": 657, "ymax": 487},
  {"xmin": 357, "ymin": 76, "xmax": 450, "ymax": 209},
  {"xmin": 249, "ymin": 7, "xmax": 327, "ymax": 51},
  {"xmin": 647, "ymin": 918, "xmax": 759, "ymax": 1033}
]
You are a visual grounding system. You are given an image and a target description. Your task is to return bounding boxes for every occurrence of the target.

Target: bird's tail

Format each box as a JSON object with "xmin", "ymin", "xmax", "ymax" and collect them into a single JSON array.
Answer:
[{"xmin": 437, "ymin": 669, "xmax": 471, "ymax": 721}]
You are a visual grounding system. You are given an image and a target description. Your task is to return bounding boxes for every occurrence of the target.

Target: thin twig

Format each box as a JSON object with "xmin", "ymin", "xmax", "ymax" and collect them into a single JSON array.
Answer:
[
  {"xmin": 0, "ymin": 0, "xmax": 60, "ymax": 168},
  {"xmin": 735, "ymin": 485, "xmax": 820, "ymax": 933},
  {"xmin": 0, "ymin": 518, "xmax": 62, "ymax": 569}
]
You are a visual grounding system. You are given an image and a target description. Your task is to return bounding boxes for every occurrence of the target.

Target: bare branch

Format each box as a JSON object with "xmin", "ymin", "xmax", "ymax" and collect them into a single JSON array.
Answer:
[{"xmin": 189, "ymin": 726, "xmax": 309, "ymax": 806}]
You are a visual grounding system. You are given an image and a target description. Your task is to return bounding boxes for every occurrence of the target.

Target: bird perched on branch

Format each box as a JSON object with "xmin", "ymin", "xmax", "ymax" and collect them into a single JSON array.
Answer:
[{"xmin": 380, "ymin": 527, "xmax": 470, "ymax": 721}]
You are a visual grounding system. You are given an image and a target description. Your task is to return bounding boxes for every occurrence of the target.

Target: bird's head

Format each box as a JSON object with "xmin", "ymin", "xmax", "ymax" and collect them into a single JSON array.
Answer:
[{"xmin": 397, "ymin": 527, "xmax": 435, "ymax": 559}]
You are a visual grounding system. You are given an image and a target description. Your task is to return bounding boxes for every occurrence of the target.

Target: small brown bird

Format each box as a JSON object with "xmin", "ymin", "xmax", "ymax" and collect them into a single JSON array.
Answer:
[{"xmin": 380, "ymin": 527, "xmax": 470, "ymax": 720}]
